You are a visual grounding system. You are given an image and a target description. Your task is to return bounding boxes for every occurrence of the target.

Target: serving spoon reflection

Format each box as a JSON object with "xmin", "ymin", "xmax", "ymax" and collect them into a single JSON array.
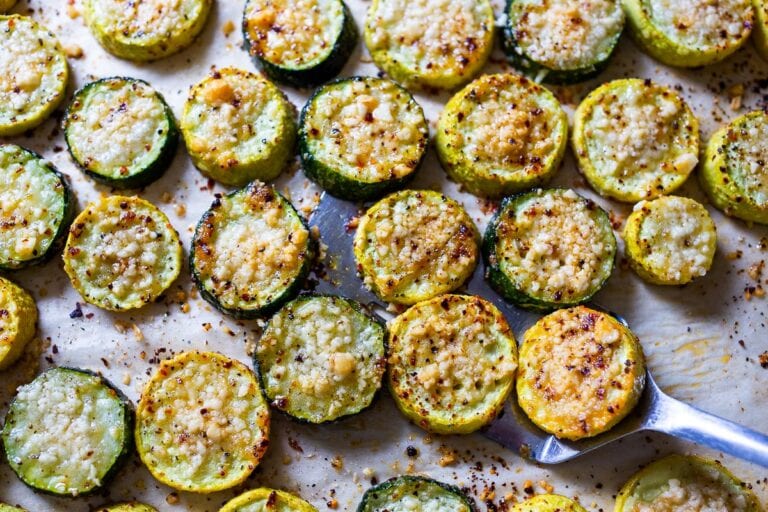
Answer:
[{"xmin": 310, "ymin": 192, "xmax": 768, "ymax": 467}]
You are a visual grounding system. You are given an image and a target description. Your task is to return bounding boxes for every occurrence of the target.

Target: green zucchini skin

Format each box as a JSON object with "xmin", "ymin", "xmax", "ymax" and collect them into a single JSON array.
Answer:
[
  {"xmin": 63, "ymin": 77, "xmax": 179, "ymax": 190},
  {"xmin": 1, "ymin": 367, "xmax": 134, "ymax": 498},
  {"xmin": 242, "ymin": 0, "xmax": 358, "ymax": 88},
  {"xmin": 298, "ymin": 77, "xmax": 429, "ymax": 201},
  {"xmin": 503, "ymin": 0, "xmax": 624, "ymax": 84},
  {"xmin": 357, "ymin": 476, "xmax": 478, "ymax": 512},
  {"xmin": 0, "ymin": 144, "xmax": 75, "ymax": 270},
  {"xmin": 483, "ymin": 188, "xmax": 616, "ymax": 312},
  {"xmin": 190, "ymin": 181, "xmax": 315, "ymax": 319},
  {"xmin": 254, "ymin": 294, "xmax": 387, "ymax": 424}
]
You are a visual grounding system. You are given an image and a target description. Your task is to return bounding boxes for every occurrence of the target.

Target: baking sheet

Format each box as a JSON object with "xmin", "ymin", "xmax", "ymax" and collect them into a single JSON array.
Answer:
[{"xmin": 1, "ymin": 0, "xmax": 768, "ymax": 510}]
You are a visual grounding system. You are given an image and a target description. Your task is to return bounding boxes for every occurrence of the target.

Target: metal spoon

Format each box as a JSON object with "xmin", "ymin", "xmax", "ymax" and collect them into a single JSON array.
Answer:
[{"xmin": 309, "ymin": 192, "xmax": 768, "ymax": 467}]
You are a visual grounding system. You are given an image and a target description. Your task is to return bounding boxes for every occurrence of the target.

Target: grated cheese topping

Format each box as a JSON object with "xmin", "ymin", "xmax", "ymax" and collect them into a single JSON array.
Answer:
[
  {"xmin": 511, "ymin": 0, "xmax": 624, "ymax": 70},
  {"xmin": 634, "ymin": 477, "xmax": 748, "ymax": 512},
  {"xmin": 362, "ymin": 478, "xmax": 472, "ymax": 512},
  {"xmin": 303, "ymin": 78, "xmax": 427, "ymax": 183},
  {"xmin": 725, "ymin": 112, "xmax": 768, "ymax": 208},
  {"xmin": 646, "ymin": 0, "xmax": 751, "ymax": 49},
  {"xmin": 244, "ymin": 0, "xmax": 344, "ymax": 68}
]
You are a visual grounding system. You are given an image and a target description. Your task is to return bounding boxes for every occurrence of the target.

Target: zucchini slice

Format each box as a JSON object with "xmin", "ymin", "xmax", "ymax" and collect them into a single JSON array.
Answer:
[
  {"xmin": 572, "ymin": 78, "xmax": 700, "ymax": 203},
  {"xmin": 353, "ymin": 190, "xmax": 479, "ymax": 305},
  {"xmin": 63, "ymin": 195, "xmax": 182, "ymax": 311},
  {"xmin": 0, "ymin": 505, "xmax": 25, "ymax": 512},
  {"xmin": 622, "ymin": 0, "xmax": 753, "ymax": 67},
  {"xmin": 0, "ymin": 15, "xmax": 68, "ymax": 136},
  {"xmin": 135, "ymin": 351, "xmax": 270, "ymax": 493},
  {"xmin": 363, "ymin": 0, "xmax": 494, "ymax": 90},
  {"xmin": 615, "ymin": 454, "xmax": 763, "ymax": 512},
  {"xmin": 82, "ymin": 0, "xmax": 212, "ymax": 62},
  {"xmin": 357, "ymin": 475, "xmax": 476, "ymax": 512},
  {"xmin": 0, "ymin": 144, "xmax": 74, "ymax": 269},
  {"xmin": 388, "ymin": 294, "xmax": 517, "ymax": 435},
  {"xmin": 512, "ymin": 495, "xmax": 587, "ymax": 512},
  {"xmin": 63, "ymin": 77, "xmax": 178, "ymax": 189},
  {"xmin": 220, "ymin": 488, "xmax": 318, "ymax": 512},
  {"xmin": 298, "ymin": 77, "xmax": 429, "ymax": 201},
  {"xmin": 1, "ymin": 367, "xmax": 133, "ymax": 497},
  {"xmin": 0, "ymin": 276, "xmax": 37, "ymax": 371},
  {"xmin": 436, "ymin": 73, "xmax": 568, "ymax": 198},
  {"xmin": 243, "ymin": 0, "xmax": 357, "ymax": 88},
  {"xmin": 624, "ymin": 196, "xmax": 717, "ymax": 285},
  {"xmin": 95, "ymin": 504, "xmax": 158, "ymax": 512},
  {"xmin": 503, "ymin": 0, "xmax": 625, "ymax": 84},
  {"xmin": 483, "ymin": 188, "xmax": 616, "ymax": 312},
  {"xmin": 517, "ymin": 306, "xmax": 645, "ymax": 441},
  {"xmin": 191, "ymin": 181, "xmax": 313, "ymax": 319},
  {"xmin": 256, "ymin": 295, "xmax": 386, "ymax": 424},
  {"xmin": 700, "ymin": 109, "xmax": 768, "ymax": 224},
  {"xmin": 755, "ymin": 0, "xmax": 768, "ymax": 60},
  {"xmin": 0, "ymin": 0, "xmax": 17, "ymax": 13},
  {"xmin": 181, "ymin": 68, "xmax": 297, "ymax": 187}
]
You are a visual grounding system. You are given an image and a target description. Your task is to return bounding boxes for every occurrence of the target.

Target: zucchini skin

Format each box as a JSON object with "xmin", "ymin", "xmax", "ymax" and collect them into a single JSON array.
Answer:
[
  {"xmin": 220, "ymin": 488, "xmax": 319, "ymax": 512},
  {"xmin": 190, "ymin": 181, "xmax": 315, "ymax": 319},
  {"xmin": 0, "ymin": 144, "xmax": 75, "ymax": 270},
  {"xmin": 298, "ymin": 77, "xmax": 429, "ymax": 201},
  {"xmin": 615, "ymin": 454, "xmax": 763, "ymax": 512},
  {"xmin": 357, "ymin": 476, "xmax": 478, "ymax": 512},
  {"xmin": 242, "ymin": 0, "xmax": 358, "ymax": 88},
  {"xmin": 700, "ymin": 110, "xmax": 768, "ymax": 224},
  {"xmin": 63, "ymin": 77, "xmax": 179, "ymax": 190},
  {"xmin": 95, "ymin": 504, "xmax": 157, "ymax": 512},
  {"xmin": 483, "ymin": 189, "xmax": 616, "ymax": 312},
  {"xmin": 755, "ymin": 0, "xmax": 768, "ymax": 60},
  {"xmin": 254, "ymin": 294, "xmax": 387, "ymax": 424},
  {"xmin": 0, "ymin": 505, "xmax": 26, "ymax": 512},
  {"xmin": 0, "ymin": 276, "xmax": 37, "ymax": 370},
  {"xmin": 512, "ymin": 495, "xmax": 588, "ymax": 512},
  {"xmin": 1, "ymin": 367, "xmax": 134, "ymax": 498},
  {"xmin": 622, "ymin": 0, "xmax": 753, "ymax": 67},
  {"xmin": 502, "ymin": 0, "xmax": 624, "ymax": 84}
]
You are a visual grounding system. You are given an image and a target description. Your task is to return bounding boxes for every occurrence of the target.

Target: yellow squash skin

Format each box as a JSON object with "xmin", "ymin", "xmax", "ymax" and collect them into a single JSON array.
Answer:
[
  {"xmin": 95, "ymin": 504, "xmax": 158, "ymax": 512},
  {"xmin": 700, "ymin": 110, "xmax": 768, "ymax": 225},
  {"xmin": 512, "ymin": 494, "xmax": 588, "ymax": 512},
  {"xmin": 622, "ymin": 0, "xmax": 753, "ymax": 67},
  {"xmin": 387, "ymin": 294, "xmax": 517, "ymax": 434},
  {"xmin": 615, "ymin": 454, "xmax": 763, "ymax": 512},
  {"xmin": 0, "ymin": 0, "xmax": 17, "ymax": 12},
  {"xmin": 220, "ymin": 488, "xmax": 318, "ymax": 512},
  {"xmin": 517, "ymin": 306, "xmax": 645, "ymax": 441},
  {"xmin": 0, "ymin": 276, "xmax": 36, "ymax": 370},
  {"xmin": 755, "ymin": 0, "xmax": 768, "ymax": 60}
]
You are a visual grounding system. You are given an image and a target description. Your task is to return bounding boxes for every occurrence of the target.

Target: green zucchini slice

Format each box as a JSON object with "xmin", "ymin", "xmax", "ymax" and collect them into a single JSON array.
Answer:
[
  {"xmin": 299, "ymin": 77, "xmax": 429, "ymax": 201},
  {"xmin": 95, "ymin": 504, "xmax": 158, "ymax": 512},
  {"xmin": 243, "ymin": 0, "xmax": 357, "ymax": 88},
  {"xmin": 755, "ymin": 0, "xmax": 768, "ymax": 60},
  {"xmin": 191, "ymin": 181, "xmax": 314, "ymax": 319},
  {"xmin": 0, "ymin": 276, "xmax": 36, "ymax": 371},
  {"xmin": 436, "ymin": 73, "xmax": 568, "ymax": 198},
  {"xmin": 622, "ymin": 0, "xmax": 753, "ymax": 67},
  {"xmin": 63, "ymin": 195, "xmax": 182, "ymax": 311},
  {"xmin": 388, "ymin": 294, "xmax": 517, "ymax": 434},
  {"xmin": 2, "ymin": 367, "xmax": 133, "ymax": 497},
  {"xmin": 0, "ymin": 0, "xmax": 17, "ymax": 13},
  {"xmin": 256, "ymin": 295, "xmax": 386, "ymax": 423},
  {"xmin": 63, "ymin": 77, "xmax": 178, "ymax": 189},
  {"xmin": 0, "ymin": 15, "xmax": 68, "ymax": 136},
  {"xmin": 624, "ymin": 196, "xmax": 717, "ymax": 285},
  {"xmin": 357, "ymin": 475, "xmax": 476, "ymax": 512},
  {"xmin": 220, "ymin": 488, "xmax": 318, "ymax": 512},
  {"xmin": 503, "ymin": 0, "xmax": 625, "ymax": 84},
  {"xmin": 364, "ymin": 0, "xmax": 494, "ymax": 90},
  {"xmin": 483, "ymin": 188, "xmax": 616, "ymax": 312},
  {"xmin": 83, "ymin": 0, "xmax": 212, "ymax": 61},
  {"xmin": 512, "ymin": 495, "xmax": 587, "ymax": 512},
  {"xmin": 181, "ymin": 68, "xmax": 297, "ymax": 187},
  {"xmin": 0, "ymin": 144, "xmax": 74, "ymax": 269},
  {"xmin": 615, "ymin": 454, "xmax": 763, "ymax": 511},
  {"xmin": 353, "ymin": 190, "xmax": 479, "ymax": 305},
  {"xmin": 573, "ymin": 78, "xmax": 700, "ymax": 203},
  {"xmin": 700, "ymin": 109, "xmax": 768, "ymax": 224},
  {"xmin": 517, "ymin": 306, "xmax": 645, "ymax": 441},
  {"xmin": 136, "ymin": 351, "xmax": 270, "ymax": 493},
  {"xmin": 0, "ymin": 505, "xmax": 26, "ymax": 512}
]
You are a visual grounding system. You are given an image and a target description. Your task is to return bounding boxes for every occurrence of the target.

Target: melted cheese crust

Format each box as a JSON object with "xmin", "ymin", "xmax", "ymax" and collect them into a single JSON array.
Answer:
[
  {"xmin": 511, "ymin": 0, "xmax": 624, "ymax": 70},
  {"xmin": 302, "ymin": 78, "xmax": 427, "ymax": 183},
  {"xmin": 136, "ymin": 351, "xmax": 269, "ymax": 492},
  {"xmin": 0, "ymin": 16, "xmax": 67, "ymax": 132},
  {"xmin": 635, "ymin": 477, "xmax": 748, "ymax": 512},
  {"xmin": 354, "ymin": 190, "xmax": 478, "ymax": 304},
  {"xmin": 646, "ymin": 0, "xmax": 752, "ymax": 49},
  {"xmin": 244, "ymin": 0, "xmax": 344, "ymax": 68}
]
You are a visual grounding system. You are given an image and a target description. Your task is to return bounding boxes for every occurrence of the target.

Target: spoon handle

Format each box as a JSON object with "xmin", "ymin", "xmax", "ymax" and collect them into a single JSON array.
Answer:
[{"xmin": 646, "ymin": 381, "xmax": 768, "ymax": 467}]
